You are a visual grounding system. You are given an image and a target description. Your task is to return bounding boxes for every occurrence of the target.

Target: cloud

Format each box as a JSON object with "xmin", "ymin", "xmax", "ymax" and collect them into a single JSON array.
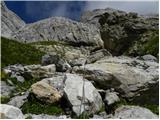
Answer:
[
  {"xmin": 85, "ymin": 1, "xmax": 159, "ymax": 15},
  {"xmin": 24, "ymin": 1, "xmax": 158, "ymax": 23},
  {"xmin": 25, "ymin": 1, "xmax": 87, "ymax": 22}
]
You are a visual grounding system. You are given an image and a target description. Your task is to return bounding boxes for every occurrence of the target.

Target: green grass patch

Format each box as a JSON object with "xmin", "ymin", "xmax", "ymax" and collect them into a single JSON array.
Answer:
[
  {"xmin": 9, "ymin": 77, "xmax": 38, "ymax": 93},
  {"xmin": 143, "ymin": 104, "xmax": 159, "ymax": 115},
  {"xmin": 125, "ymin": 30, "xmax": 159, "ymax": 58},
  {"xmin": 142, "ymin": 32, "xmax": 159, "ymax": 57},
  {"xmin": 21, "ymin": 94, "xmax": 64, "ymax": 115},
  {"xmin": 0, "ymin": 96, "xmax": 11, "ymax": 104},
  {"xmin": 1, "ymin": 37, "xmax": 45, "ymax": 68}
]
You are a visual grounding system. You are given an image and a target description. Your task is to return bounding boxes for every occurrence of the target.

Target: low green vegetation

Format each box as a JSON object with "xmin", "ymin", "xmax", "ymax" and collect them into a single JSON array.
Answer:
[
  {"xmin": 125, "ymin": 30, "xmax": 159, "ymax": 58},
  {"xmin": 0, "ymin": 96, "xmax": 11, "ymax": 104},
  {"xmin": 1, "ymin": 37, "xmax": 45, "ymax": 68},
  {"xmin": 21, "ymin": 94, "xmax": 64, "ymax": 115},
  {"xmin": 76, "ymin": 112, "xmax": 90, "ymax": 119},
  {"xmin": 142, "ymin": 32, "xmax": 159, "ymax": 57},
  {"xmin": 9, "ymin": 77, "xmax": 38, "ymax": 93},
  {"xmin": 2, "ymin": 76, "xmax": 38, "ymax": 94},
  {"xmin": 1, "ymin": 69, "xmax": 39, "ymax": 93}
]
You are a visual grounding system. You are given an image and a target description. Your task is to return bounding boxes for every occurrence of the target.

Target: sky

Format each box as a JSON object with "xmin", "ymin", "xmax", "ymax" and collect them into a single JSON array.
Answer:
[{"xmin": 5, "ymin": 1, "xmax": 159, "ymax": 23}]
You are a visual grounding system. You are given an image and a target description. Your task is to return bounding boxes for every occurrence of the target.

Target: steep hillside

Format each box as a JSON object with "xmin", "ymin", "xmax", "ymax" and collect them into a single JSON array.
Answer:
[{"xmin": 1, "ymin": 1, "xmax": 25, "ymax": 37}]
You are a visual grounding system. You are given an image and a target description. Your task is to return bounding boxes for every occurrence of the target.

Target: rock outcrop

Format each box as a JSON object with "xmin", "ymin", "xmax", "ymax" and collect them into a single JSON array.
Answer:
[
  {"xmin": 81, "ymin": 8, "xmax": 158, "ymax": 55},
  {"xmin": 1, "ymin": 1, "xmax": 25, "ymax": 37}
]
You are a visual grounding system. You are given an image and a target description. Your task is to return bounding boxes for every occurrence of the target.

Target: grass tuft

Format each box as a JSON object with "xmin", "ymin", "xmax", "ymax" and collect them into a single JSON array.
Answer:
[{"xmin": 21, "ymin": 94, "xmax": 64, "ymax": 115}]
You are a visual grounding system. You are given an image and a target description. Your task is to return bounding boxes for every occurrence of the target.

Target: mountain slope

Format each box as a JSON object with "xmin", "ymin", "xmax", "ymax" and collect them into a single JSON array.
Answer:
[
  {"xmin": 12, "ymin": 17, "xmax": 103, "ymax": 49},
  {"xmin": 1, "ymin": 1, "xmax": 25, "ymax": 37}
]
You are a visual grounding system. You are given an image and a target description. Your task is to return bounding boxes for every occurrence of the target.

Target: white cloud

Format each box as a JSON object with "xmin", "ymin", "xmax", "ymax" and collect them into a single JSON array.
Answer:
[
  {"xmin": 25, "ymin": 1, "xmax": 158, "ymax": 23},
  {"xmin": 85, "ymin": 1, "xmax": 159, "ymax": 15}
]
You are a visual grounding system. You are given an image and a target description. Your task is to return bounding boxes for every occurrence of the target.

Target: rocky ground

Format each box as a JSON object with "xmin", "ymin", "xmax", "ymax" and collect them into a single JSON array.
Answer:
[{"xmin": 0, "ymin": 1, "xmax": 159, "ymax": 119}]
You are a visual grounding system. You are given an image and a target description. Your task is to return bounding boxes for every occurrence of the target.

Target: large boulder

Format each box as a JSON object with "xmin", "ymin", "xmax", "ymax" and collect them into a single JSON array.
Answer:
[
  {"xmin": 31, "ymin": 81, "xmax": 62, "ymax": 104},
  {"xmin": 63, "ymin": 73, "xmax": 103, "ymax": 116},
  {"xmin": 0, "ymin": 104, "xmax": 24, "ymax": 119},
  {"xmin": 74, "ymin": 56, "xmax": 159, "ymax": 100},
  {"xmin": 81, "ymin": 8, "xmax": 158, "ymax": 55},
  {"xmin": 1, "ymin": 1, "xmax": 25, "ymax": 38},
  {"xmin": 113, "ymin": 105, "xmax": 158, "ymax": 119}
]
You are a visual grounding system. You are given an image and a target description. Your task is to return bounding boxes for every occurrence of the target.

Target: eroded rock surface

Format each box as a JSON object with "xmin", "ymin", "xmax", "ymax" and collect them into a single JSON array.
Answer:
[
  {"xmin": 64, "ymin": 73, "xmax": 103, "ymax": 116},
  {"xmin": 1, "ymin": 1, "xmax": 25, "ymax": 37}
]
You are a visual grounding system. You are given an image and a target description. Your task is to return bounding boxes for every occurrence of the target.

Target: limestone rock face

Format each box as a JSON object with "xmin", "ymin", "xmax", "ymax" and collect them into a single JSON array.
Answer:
[
  {"xmin": 63, "ymin": 73, "xmax": 103, "ymax": 116},
  {"xmin": 81, "ymin": 8, "xmax": 158, "ymax": 55},
  {"xmin": 12, "ymin": 17, "xmax": 103, "ymax": 49},
  {"xmin": 31, "ymin": 81, "xmax": 62, "ymax": 103},
  {"xmin": 1, "ymin": 1, "xmax": 25, "ymax": 38},
  {"xmin": 0, "ymin": 104, "xmax": 24, "ymax": 119},
  {"xmin": 113, "ymin": 105, "xmax": 158, "ymax": 119}
]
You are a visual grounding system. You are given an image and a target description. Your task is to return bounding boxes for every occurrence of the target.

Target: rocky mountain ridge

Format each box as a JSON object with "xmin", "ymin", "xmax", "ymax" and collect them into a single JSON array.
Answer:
[{"xmin": 1, "ymin": 1, "xmax": 159, "ymax": 119}]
